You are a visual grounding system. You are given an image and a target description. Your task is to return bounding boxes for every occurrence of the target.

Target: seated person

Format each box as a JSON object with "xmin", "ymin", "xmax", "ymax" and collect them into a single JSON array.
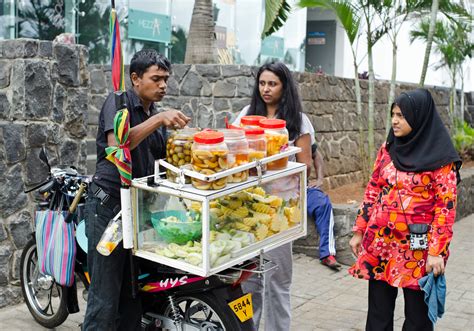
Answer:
[{"xmin": 307, "ymin": 143, "xmax": 341, "ymax": 270}]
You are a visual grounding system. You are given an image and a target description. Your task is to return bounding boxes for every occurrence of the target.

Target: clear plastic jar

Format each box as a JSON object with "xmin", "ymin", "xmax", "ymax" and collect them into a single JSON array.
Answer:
[
  {"xmin": 240, "ymin": 115, "xmax": 266, "ymax": 128},
  {"xmin": 219, "ymin": 129, "xmax": 249, "ymax": 183},
  {"xmin": 166, "ymin": 128, "xmax": 200, "ymax": 183},
  {"xmin": 191, "ymin": 131, "xmax": 229, "ymax": 190},
  {"xmin": 244, "ymin": 127, "xmax": 267, "ymax": 176},
  {"xmin": 259, "ymin": 119, "xmax": 289, "ymax": 170}
]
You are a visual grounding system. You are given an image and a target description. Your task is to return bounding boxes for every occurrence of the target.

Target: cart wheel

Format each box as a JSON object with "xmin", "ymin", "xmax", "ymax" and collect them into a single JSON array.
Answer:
[{"xmin": 161, "ymin": 293, "xmax": 242, "ymax": 330}]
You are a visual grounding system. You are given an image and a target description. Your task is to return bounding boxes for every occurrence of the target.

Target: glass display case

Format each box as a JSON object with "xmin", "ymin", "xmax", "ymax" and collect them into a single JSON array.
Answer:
[{"xmin": 131, "ymin": 161, "xmax": 307, "ymax": 276}]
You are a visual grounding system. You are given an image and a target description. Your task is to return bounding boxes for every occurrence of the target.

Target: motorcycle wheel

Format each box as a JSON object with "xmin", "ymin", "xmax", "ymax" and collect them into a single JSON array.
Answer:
[
  {"xmin": 20, "ymin": 238, "xmax": 69, "ymax": 328},
  {"xmin": 162, "ymin": 293, "xmax": 241, "ymax": 331}
]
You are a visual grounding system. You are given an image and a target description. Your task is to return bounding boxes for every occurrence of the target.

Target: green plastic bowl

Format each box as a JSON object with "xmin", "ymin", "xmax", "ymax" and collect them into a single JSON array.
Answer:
[{"xmin": 151, "ymin": 210, "xmax": 202, "ymax": 244}]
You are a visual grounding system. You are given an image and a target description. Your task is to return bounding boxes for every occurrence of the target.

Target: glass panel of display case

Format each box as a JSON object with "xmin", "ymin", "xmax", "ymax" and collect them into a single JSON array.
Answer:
[
  {"xmin": 132, "ymin": 161, "xmax": 306, "ymax": 275},
  {"xmin": 136, "ymin": 189, "xmax": 204, "ymax": 267},
  {"xmin": 208, "ymin": 174, "xmax": 302, "ymax": 268}
]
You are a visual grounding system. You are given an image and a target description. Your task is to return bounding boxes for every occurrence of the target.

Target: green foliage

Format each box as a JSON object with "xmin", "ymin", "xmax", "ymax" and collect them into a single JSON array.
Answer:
[
  {"xmin": 411, "ymin": 19, "xmax": 472, "ymax": 71},
  {"xmin": 452, "ymin": 120, "xmax": 474, "ymax": 160},
  {"xmin": 262, "ymin": 0, "xmax": 292, "ymax": 38},
  {"xmin": 170, "ymin": 27, "xmax": 188, "ymax": 64},
  {"xmin": 17, "ymin": 0, "xmax": 64, "ymax": 40},
  {"xmin": 78, "ymin": 1, "xmax": 110, "ymax": 64},
  {"xmin": 127, "ymin": 27, "xmax": 187, "ymax": 64}
]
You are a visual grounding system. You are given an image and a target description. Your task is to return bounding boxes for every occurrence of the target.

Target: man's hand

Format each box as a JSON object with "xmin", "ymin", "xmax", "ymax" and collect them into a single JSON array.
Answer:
[
  {"xmin": 349, "ymin": 232, "xmax": 363, "ymax": 257},
  {"xmin": 426, "ymin": 254, "xmax": 445, "ymax": 277},
  {"xmin": 158, "ymin": 109, "xmax": 191, "ymax": 129}
]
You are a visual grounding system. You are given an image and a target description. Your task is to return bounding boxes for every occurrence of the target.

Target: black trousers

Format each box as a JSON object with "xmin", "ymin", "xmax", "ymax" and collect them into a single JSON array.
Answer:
[
  {"xmin": 366, "ymin": 280, "xmax": 433, "ymax": 331},
  {"xmin": 82, "ymin": 197, "xmax": 141, "ymax": 331}
]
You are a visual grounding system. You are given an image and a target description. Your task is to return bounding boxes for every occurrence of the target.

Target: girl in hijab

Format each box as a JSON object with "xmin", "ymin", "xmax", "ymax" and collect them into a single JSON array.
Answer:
[{"xmin": 349, "ymin": 88, "xmax": 461, "ymax": 331}]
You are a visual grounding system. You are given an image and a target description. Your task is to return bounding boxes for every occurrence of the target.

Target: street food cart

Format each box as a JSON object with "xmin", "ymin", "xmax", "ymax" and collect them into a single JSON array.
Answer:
[{"xmin": 129, "ymin": 147, "xmax": 307, "ymax": 276}]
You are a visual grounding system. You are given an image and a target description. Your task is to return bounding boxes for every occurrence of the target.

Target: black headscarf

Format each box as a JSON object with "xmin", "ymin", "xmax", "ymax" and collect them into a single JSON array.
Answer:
[{"xmin": 386, "ymin": 88, "xmax": 462, "ymax": 181}]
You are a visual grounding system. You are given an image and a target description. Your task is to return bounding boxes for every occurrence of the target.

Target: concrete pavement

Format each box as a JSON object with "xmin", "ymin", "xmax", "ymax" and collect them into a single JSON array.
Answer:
[
  {"xmin": 0, "ymin": 214, "xmax": 473, "ymax": 330},
  {"xmin": 290, "ymin": 213, "xmax": 474, "ymax": 331}
]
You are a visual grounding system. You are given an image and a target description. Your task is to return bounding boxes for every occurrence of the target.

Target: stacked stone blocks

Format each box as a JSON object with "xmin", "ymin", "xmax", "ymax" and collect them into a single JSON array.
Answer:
[{"xmin": 0, "ymin": 39, "xmax": 89, "ymax": 307}]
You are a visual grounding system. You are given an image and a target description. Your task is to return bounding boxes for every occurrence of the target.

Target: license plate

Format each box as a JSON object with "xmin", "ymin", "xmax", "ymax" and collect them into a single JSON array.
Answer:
[{"xmin": 228, "ymin": 293, "xmax": 253, "ymax": 323}]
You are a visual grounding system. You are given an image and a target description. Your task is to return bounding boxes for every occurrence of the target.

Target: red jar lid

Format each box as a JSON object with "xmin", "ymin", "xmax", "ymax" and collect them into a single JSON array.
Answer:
[
  {"xmin": 241, "ymin": 115, "xmax": 266, "ymax": 126},
  {"xmin": 244, "ymin": 127, "xmax": 265, "ymax": 135},
  {"xmin": 227, "ymin": 124, "xmax": 244, "ymax": 130},
  {"xmin": 259, "ymin": 119, "xmax": 286, "ymax": 129},
  {"xmin": 194, "ymin": 131, "xmax": 224, "ymax": 144}
]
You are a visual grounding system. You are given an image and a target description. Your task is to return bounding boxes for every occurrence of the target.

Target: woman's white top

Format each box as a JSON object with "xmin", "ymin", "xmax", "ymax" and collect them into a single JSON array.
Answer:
[{"xmin": 233, "ymin": 106, "xmax": 314, "ymax": 199}]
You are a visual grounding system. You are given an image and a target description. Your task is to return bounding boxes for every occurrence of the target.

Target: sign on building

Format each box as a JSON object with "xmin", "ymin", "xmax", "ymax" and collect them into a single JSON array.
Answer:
[
  {"xmin": 215, "ymin": 26, "xmax": 227, "ymax": 49},
  {"xmin": 128, "ymin": 9, "xmax": 171, "ymax": 44},
  {"xmin": 307, "ymin": 31, "xmax": 326, "ymax": 45}
]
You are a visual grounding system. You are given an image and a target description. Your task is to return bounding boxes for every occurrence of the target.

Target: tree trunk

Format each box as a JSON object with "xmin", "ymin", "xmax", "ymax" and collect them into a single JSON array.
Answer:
[
  {"xmin": 385, "ymin": 38, "xmax": 397, "ymax": 136},
  {"xmin": 419, "ymin": 0, "xmax": 439, "ymax": 87},
  {"xmin": 460, "ymin": 72, "xmax": 465, "ymax": 123},
  {"xmin": 354, "ymin": 58, "xmax": 369, "ymax": 183},
  {"xmin": 184, "ymin": 0, "xmax": 217, "ymax": 64},
  {"xmin": 452, "ymin": 69, "xmax": 457, "ymax": 126},
  {"xmin": 450, "ymin": 66, "xmax": 456, "ymax": 127},
  {"xmin": 367, "ymin": 45, "xmax": 376, "ymax": 168}
]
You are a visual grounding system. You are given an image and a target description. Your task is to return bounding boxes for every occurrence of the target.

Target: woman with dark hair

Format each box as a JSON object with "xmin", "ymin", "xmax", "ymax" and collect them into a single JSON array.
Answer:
[
  {"xmin": 349, "ymin": 88, "xmax": 462, "ymax": 330},
  {"xmin": 233, "ymin": 61, "xmax": 313, "ymax": 331},
  {"xmin": 240, "ymin": 62, "xmax": 304, "ymax": 141}
]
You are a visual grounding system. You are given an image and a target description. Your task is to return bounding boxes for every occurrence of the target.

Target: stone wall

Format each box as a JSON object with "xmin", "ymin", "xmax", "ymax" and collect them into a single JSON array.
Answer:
[
  {"xmin": 0, "ymin": 39, "xmax": 89, "ymax": 307},
  {"xmin": 294, "ymin": 168, "xmax": 474, "ymax": 266},
  {"xmin": 87, "ymin": 64, "xmax": 455, "ymax": 189}
]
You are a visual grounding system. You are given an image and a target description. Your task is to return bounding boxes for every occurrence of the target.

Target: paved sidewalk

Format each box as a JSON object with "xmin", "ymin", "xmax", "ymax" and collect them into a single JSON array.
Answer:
[
  {"xmin": 290, "ymin": 213, "xmax": 474, "ymax": 331},
  {"xmin": 0, "ymin": 214, "xmax": 472, "ymax": 330}
]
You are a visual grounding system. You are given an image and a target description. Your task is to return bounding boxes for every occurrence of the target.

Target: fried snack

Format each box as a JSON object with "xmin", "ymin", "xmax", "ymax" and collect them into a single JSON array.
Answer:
[
  {"xmin": 166, "ymin": 135, "xmax": 194, "ymax": 183},
  {"xmin": 227, "ymin": 153, "xmax": 249, "ymax": 183},
  {"xmin": 191, "ymin": 149, "xmax": 228, "ymax": 190},
  {"xmin": 265, "ymin": 133, "xmax": 289, "ymax": 170},
  {"xmin": 248, "ymin": 150, "xmax": 267, "ymax": 176}
]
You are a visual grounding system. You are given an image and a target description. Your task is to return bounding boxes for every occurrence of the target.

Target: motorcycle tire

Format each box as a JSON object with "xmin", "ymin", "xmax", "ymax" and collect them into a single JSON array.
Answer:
[
  {"xmin": 20, "ymin": 238, "xmax": 69, "ymax": 328},
  {"xmin": 161, "ymin": 292, "xmax": 242, "ymax": 331}
]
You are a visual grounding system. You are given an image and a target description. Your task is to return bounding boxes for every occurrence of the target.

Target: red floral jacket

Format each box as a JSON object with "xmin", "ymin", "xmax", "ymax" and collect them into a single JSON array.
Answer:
[{"xmin": 349, "ymin": 144, "xmax": 457, "ymax": 289}]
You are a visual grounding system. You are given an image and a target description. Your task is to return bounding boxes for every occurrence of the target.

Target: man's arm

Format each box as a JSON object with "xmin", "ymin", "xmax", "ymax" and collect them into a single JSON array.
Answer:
[{"xmin": 107, "ymin": 110, "xmax": 190, "ymax": 150}]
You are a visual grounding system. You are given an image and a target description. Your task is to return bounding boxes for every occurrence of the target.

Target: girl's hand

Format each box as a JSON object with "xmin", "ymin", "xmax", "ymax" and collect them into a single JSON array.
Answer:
[
  {"xmin": 426, "ymin": 254, "xmax": 445, "ymax": 277},
  {"xmin": 349, "ymin": 232, "xmax": 363, "ymax": 256}
]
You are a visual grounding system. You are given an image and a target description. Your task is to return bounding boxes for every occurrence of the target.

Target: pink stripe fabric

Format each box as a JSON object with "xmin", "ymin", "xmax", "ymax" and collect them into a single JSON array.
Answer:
[{"xmin": 35, "ymin": 210, "xmax": 76, "ymax": 287}]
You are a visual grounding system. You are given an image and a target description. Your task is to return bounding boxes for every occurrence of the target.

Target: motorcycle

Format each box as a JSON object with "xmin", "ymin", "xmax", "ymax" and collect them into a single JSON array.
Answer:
[{"xmin": 20, "ymin": 148, "xmax": 258, "ymax": 330}]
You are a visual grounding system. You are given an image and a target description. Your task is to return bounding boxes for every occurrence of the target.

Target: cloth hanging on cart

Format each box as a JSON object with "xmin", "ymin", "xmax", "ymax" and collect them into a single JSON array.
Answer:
[{"xmin": 35, "ymin": 195, "xmax": 76, "ymax": 287}]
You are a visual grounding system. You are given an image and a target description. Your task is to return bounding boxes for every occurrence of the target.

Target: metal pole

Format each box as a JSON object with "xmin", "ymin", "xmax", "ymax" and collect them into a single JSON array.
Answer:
[
  {"xmin": 7, "ymin": 0, "xmax": 15, "ymax": 39},
  {"xmin": 64, "ymin": 0, "xmax": 77, "ymax": 41}
]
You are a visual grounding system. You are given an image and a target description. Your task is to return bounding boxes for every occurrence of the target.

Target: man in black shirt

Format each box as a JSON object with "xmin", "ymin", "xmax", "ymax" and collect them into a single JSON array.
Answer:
[{"xmin": 83, "ymin": 49, "xmax": 190, "ymax": 330}]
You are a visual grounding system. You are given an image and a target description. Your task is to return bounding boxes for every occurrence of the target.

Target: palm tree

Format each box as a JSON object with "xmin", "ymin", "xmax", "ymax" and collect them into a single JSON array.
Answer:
[
  {"xmin": 416, "ymin": 0, "xmax": 471, "ymax": 87},
  {"xmin": 419, "ymin": 0, "xmax": 439, "ymax": 87},
  {"xmin": 378, "ymin": 0, "xmax": 423, "ymax": 135},
  {"xmin": 262, "ymin": 0, "xmax": 292, "ymax": 38},
  {"xmin": 300, "ymin": 0, "xmax": 390, "ymax": 176},
  {"xmin": 411, "ymin": 19, "xmax": 473, "ymax": 125},
  {"xmin": 184, "ymin": 0, "xmax": 291, "ymax": 64},
  {"xmin": 184, "ymin": 0, "xmax": 217, "ymax": 64},
  {"xmin": 299, "ymin": 0, "xmax": 379, "ymax": 180},
  {"xmin": 361, "ymin": 0, "xmax": 390, "ymax": 169}
]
